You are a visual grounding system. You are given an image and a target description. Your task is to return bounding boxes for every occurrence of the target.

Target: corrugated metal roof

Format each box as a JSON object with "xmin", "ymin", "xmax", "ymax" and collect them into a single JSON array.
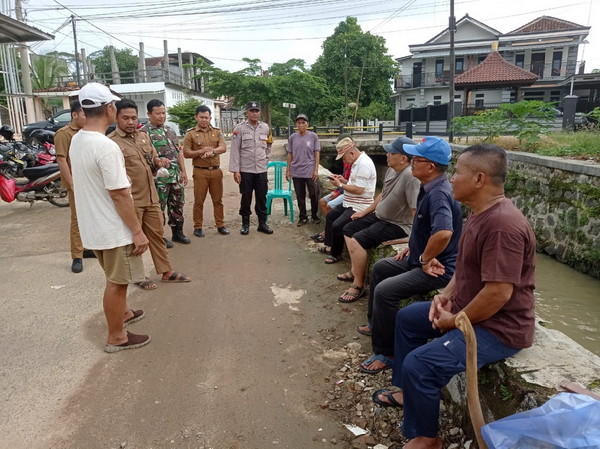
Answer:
[{"xmin": 0, "ymin": 13, "xmax": 53, "ymax": 43}]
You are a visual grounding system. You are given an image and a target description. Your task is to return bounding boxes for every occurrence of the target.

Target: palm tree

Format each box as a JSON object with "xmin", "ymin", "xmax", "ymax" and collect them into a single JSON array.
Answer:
[{"xmin": 30, "ymin": 53, "xmax": 70, "ymax": 117}]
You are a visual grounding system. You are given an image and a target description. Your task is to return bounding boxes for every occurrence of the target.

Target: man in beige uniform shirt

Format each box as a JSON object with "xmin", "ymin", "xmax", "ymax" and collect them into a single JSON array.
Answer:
[
  {"xmin": 109, "ymin": 99, "xmax": 191, "ymax": 289},
  {"xmin": 55, "ymin": 100, "xmax": 95, "ymax": 273},
  {"xmin": 182, "ymin": 105, "xmax": 229, "ymax": 237}
]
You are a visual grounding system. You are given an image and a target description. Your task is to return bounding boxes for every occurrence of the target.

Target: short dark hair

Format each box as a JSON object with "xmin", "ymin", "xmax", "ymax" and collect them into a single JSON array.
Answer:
[
  {"xmin": 147, "ymin": 99, "xmax": 164, "ymax": 113},
  {"xmin": 82, "ymin": 104, "xmax": 109, "ymax": 118},
  {"xmin": 70, "ymin": 101, "xmax": 82, "ymax": 114},
  {"xmin": 433, "ymin": 162, "xmax": 448, "ymax": 173},
  {"xmin": 115, "ymin": 99, "xmax": 138, "ymax": 114},
  {"xmin": 195, "ymin": 105, "xmax": 211, "ymax": 115},
  {"xmin": 461, "ymin": 143, "xmax": 507, "ymax": 185}
]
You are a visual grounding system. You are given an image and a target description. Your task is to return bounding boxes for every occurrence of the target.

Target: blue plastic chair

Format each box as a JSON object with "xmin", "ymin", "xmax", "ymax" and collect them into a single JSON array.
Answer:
[{"xmin": 266, "ymin": 161, "xmax": 294, "ymax": 222}]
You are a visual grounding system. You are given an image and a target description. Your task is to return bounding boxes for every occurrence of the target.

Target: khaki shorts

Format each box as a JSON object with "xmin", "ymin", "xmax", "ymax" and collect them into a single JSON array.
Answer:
[{"xmin": 94, "ymin": 244, "xmax": 145, "ymax": 285}]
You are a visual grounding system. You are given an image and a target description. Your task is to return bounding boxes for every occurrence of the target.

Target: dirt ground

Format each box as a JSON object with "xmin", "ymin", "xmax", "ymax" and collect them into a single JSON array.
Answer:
[{"xmin": 0, "ymin": 140, "xmax": 403, "ymax": 449}]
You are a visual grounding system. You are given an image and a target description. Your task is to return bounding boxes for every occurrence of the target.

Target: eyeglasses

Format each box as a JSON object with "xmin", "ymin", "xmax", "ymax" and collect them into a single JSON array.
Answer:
[{"xmin": 411, "ymin": 157, "xmax": 431, "ymax": 165}]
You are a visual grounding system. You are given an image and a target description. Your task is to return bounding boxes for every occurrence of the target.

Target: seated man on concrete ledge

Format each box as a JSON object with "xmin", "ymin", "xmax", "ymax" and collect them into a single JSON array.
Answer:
[
  {"xmin": 336, "ymin": 136, "xmax": 420, "ymax": 303},
  {"xmin": 371, "ymin": 144, "xmax": 536, "ymax": 449},
  {"xmin": 360, "ymin": 136, "xmax": 462, "ymax": 374}
]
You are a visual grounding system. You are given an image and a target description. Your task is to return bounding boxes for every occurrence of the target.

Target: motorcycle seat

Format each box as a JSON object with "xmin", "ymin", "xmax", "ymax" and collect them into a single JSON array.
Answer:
[{"xmin": 22, "ymin": 163, "xmax": 59, "ymax": 180}]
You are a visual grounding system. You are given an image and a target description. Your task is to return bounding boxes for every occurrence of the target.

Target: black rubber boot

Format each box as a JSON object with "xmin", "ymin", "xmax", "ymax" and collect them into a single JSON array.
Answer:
[
  {"xmin": 257, "ymin": 221, "xmax": 273, "ymax": 234},
  {"xmin": 171, "ymin": 224, "xmax": 191, "ymax": 244},
  {"xmin": 240, "ymin": 216, "xmax": 250, "ymax": 235}
]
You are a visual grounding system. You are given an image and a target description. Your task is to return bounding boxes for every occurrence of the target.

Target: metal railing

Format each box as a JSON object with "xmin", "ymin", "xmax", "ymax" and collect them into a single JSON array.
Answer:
[{"xmin": 273, "ymin": 124, "xmax": 407, "ymax": 141}]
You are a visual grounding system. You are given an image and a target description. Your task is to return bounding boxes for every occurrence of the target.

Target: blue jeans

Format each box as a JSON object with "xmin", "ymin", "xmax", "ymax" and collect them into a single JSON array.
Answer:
[{"xmin": 392, "ymin": 301, "xmax": 521, "ymax": 439}]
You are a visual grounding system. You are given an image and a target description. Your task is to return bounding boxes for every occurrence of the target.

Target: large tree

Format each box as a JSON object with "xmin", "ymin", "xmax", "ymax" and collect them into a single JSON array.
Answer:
[
  {"xmin": 194, "ymin": 58, "xmax": 329, "ymax": 127},
  {"xmin": 90, "ymin": 46, "xmax": 139, "ymax": 84},
  {"xmin": 311, "ymin": 17, "xmax": 398, "ymax": 121}
]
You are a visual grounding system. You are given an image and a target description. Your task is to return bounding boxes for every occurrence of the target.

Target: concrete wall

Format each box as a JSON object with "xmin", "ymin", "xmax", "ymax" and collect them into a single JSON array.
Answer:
[{"xmin": 449, "ymin": 147, "xmax": 599, "ymax": 278}]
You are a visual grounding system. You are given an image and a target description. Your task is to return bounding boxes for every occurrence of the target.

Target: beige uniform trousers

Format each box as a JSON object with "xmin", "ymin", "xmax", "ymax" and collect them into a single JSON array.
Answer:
[
  {"xmin": 193, "ymin": 167, "xmax": 225, "ymax": 229},
  {"xmin": 67, "ymin": 189, "xmax": 84, "ymax": 259},
  {"xmin": 136, "ymin": 204, "xmax": 172, "ymax": 275}
]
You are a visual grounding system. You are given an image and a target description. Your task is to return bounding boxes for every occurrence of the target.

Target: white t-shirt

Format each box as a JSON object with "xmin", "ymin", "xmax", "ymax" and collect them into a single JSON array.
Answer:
[
  {"xmin": 343, "ymin": 152, "xmax": 376, "ymax": 212},
  {"xmin": 70, "ymin": 130, "xmax": 133, "ymax": 250}
]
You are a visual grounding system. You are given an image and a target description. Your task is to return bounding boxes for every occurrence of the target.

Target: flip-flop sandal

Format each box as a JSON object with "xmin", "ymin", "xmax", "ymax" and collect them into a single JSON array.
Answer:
[
  {"xmin": 356, "ymin": 324, "xmax": 372, "ymax": 336},
  {"xmin": 359, "ymin": 354, "xmax": 393, "ymax": 374},
  {"xmin": 318, "ymin": 246, "xmax": 331, "ymax": 255},
  {"xmin": 372, "ymin": 389, "xmax": 403, "ymax": 408},
  {"xmin": 137, "ymin": 278, "xmax": 158, "ymax": 290},
  {"xmin": 336, "ymin": 272, "xmax": 354, "ymax": 282},
  {"xmin": 324, "ymin": 255, "xmax": 341, "ymax": 264},
  {"xmin": 124, "ymin": 309, "xmax": 145, "ymax": 327},
  {"xmin": 161, "ymin": 271, "xmax": 191, "ymax": 283},
  {"xmin": 338, "ymin": 285, "xmax": 365, "ymax": 303}
]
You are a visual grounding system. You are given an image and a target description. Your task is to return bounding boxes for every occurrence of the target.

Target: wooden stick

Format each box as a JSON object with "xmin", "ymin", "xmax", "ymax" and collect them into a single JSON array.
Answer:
[{"xmin": 455, "ymin": 311, "xmax": 489, "ymax": 449}]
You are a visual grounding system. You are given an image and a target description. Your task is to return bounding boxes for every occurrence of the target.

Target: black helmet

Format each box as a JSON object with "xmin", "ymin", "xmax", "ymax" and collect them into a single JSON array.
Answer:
[
  {"xmin": 30, "ymin": 129, "xmax": 55, "ymax": 144},
  {"xmin": 0, "ymin": 125, "xmax": 15, "ymax": 141}
]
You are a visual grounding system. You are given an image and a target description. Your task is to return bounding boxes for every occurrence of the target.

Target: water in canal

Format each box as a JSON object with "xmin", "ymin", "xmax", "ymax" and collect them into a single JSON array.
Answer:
[{"xmin": 535, "ymin": 253, "xmax": 600, "ymax": 357}]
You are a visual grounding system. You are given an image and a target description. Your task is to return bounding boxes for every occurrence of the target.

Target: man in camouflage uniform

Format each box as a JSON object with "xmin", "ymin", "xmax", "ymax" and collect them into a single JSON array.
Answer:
[{"xmin": 141, "ymin": 99, "xmax": 190, "ymax": 245}]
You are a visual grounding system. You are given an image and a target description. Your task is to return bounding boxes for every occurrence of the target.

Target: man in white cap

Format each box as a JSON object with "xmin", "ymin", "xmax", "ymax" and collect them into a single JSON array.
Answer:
[
  {"xmin": 69, "ymin": 83, "xmax": 151, "ymax": 353},
  {"xmin": 320, "ymin": 137, "xmax": 376, "ymax": 264}
]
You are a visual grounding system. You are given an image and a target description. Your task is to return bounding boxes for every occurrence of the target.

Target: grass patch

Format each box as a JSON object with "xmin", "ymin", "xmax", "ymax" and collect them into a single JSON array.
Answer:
[{"xmin": 455, "ymin": 130, "xmax": 600, "ymax": 160}]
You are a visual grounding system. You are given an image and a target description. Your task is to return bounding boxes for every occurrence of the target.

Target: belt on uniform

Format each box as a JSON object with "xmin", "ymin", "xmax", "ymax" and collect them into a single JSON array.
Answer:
[{"xmin": 194, "ymin": 166, "xmax": 220, "ymax": 170}]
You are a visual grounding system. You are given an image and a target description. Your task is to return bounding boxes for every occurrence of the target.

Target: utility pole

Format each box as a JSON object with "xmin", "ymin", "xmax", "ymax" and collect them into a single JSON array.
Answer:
[
  {"xmin": 447, "ymin": 0, "xmax": 456, "ymax": 143},
  {"xmin": 71, "ymin": 15, "xmax": 81, "ymax": 85},
  {"xmin": 15, "ymin": 0, "xmax": 36, "ymax": 122}
]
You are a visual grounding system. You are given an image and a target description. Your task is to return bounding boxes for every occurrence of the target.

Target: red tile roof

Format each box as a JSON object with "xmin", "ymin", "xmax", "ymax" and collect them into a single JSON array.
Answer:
[
  {"xmin": 508, "ymin": 16, "xmax": 588, "ymax": 34},
  {"xmin": 455, "ymin": 52, "xmax": 538, "ymax": 87}
]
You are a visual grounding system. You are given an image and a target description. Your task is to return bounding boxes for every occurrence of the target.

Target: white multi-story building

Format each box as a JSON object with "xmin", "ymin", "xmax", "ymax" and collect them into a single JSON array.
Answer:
[{"xmin": 393, "ymin": 15, "xmax": 591, "ymax": 121}]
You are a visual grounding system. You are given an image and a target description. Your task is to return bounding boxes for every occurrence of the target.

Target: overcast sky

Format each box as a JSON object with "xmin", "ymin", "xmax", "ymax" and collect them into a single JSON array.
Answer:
[{"xmin": 24, "ymin": 0, "xmax": 599, "ymax": 73}]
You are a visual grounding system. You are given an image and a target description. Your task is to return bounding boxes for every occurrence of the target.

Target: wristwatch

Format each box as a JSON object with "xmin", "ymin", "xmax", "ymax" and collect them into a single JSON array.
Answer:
[{"xmin": 419, "ymin": 254, "xmax": 429, "ymax": 265}]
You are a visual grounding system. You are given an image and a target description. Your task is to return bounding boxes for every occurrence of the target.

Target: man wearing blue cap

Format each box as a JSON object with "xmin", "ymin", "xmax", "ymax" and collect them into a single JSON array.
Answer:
[
  {"xmin": 371, "ymin": 144, "xmax": 535, "ymax": 449},
  {"xmin": 360, "ymin": 136, "xmax": 462, "ymax": 374},
  {"xmin": 336, "ymin": 136, "xmax": 420, "ymax": 304}
]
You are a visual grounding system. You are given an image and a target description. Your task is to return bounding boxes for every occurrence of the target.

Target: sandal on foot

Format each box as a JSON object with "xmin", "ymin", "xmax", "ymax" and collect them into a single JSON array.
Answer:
[
  {"xmin": 104, "ymin": 331, "xmax": 151, "ymax": 353},
  {"xmin": 318, "ymin": 246, "xmax": 331, "ymax": 255},
  {"xmin": 336, "ymin": 272, "xmax": 354, "ymax": 282},
  {"xmin": 356, "ymin": 324, "xmax": 372, "ymax": 336},
  {"xmin": 360, "ymin": 354, "xmax": 393, "ymax": 374},
  {"xmin": 372, "ymin": 389, "xmax": 403, "ymax": 408},
  {"xmin": 324, "ymin": 255, "xmax": 341, "ymax": 264},
  {"xmin": 338, "ymin": 285, "xmax": 365, "ymax": 303},
  {"xmin": 137, "ymin": 278, "xmax": 157, "ymax": 290},
  {"xmin": 124, "ymin": 309, "xmax": 145, "ymax": 327},
  {"xmin": 161, "ymin": 271, "xmax": 191, "ymax": 283}
]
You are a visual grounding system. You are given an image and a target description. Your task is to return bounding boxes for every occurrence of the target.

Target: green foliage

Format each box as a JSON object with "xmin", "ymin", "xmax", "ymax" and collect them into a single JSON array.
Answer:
[
  {"xmin": 195, "ymin": 58, "xmax": 328, "ymax": 127},
  {"xmin": 499, "ymin": 101, "xmax": 555, "ymax": 146},
  {"xmin": 30, "ymin": 53, "xmax": 70, "ymax": 117},
  {"xmin": 90, "ymin": 46, "xmax": 139, "ymax": 84},
  {"xmin": 311, "ymin": 17, "xmax": 398, "ymax": 122},
  {"xmin": 167, "ymin": 98, "xmax": 203, "ymax": 132},
  {"xmin": 586, "ymin": 106, "xmax": 600, "ymax": 124},
  {"xmin": 358, "ymin": 101, "xmax": 394, "ymax": 121},
  {"xmin": 30, "ymin": 53, "xmax": 69, "ymax": 89},
  {"xmin": 537, "ymin": 130, "xmax": 600, "ymax": 158},
  {"xmin": 452, "ymin": 101, "xmax": 557, "ymax": 147},
  {"xmin": 499, "ymin": 384, "xmax": 513, "ymax": 401}
]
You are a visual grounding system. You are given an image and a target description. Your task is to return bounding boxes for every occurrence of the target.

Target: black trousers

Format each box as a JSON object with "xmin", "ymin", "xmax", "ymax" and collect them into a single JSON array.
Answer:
[
  {"xmin": 324, "ymin": 204, "xmax": 354, "ymax": 258},
  {"xmin": 292, "ymin": 177, "xmax": 320, "ymax": 220},
  {"xmin": 369, "ymin": 257, "xmax": 451, "ymax": 357},
  {"xmin": 239, "ymin": 172, "xmax": 268, "ymax": 221}
]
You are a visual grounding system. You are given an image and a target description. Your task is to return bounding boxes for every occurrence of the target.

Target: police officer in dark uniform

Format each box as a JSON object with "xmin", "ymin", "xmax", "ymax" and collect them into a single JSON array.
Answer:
[{"xmin": 228, "ymin": 101, "xmax": 273, "ymax": 235}]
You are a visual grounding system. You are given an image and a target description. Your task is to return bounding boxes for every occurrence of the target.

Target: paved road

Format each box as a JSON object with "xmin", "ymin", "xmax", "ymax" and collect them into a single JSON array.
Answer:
[{"xmin": 0, "ymin": 141, "xmax": 367, "ymax": 449}]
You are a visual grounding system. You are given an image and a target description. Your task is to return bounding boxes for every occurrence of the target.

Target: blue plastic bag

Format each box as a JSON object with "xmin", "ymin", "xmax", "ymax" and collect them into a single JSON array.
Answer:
[{"xmin": 481, "ymin": 393, "xmax": 600, "ymax": 449}]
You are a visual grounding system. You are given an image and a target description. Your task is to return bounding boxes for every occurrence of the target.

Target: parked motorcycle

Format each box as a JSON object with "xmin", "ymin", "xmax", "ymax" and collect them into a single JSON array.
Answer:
[
  {"xmin": 0, "ymin": 126, "xmax": 58, "ymax": 180},
  {"xmin": 0, "ymin": 164, "xmax": 69, "ymax": 207},
  {"xmin": 28, "ymin": 129, "xmax": 57, "ymax": 166}
]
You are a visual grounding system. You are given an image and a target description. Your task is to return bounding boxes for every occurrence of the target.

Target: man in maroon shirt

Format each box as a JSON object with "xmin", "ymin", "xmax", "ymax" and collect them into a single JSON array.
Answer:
[{"xmin": 371, "ymin": 144, "xmax": 536, "ymax": 449}]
